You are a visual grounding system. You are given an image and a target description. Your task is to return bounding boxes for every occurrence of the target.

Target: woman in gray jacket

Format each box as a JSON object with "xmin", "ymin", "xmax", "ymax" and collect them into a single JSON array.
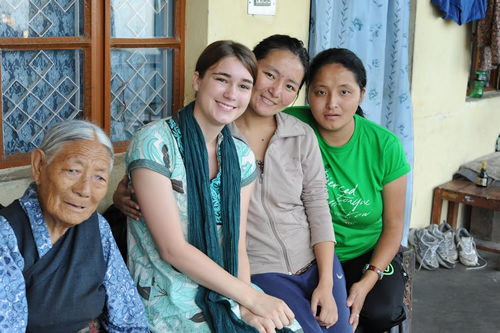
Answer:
[{"xmin": 115, "ymin": 35, "xmax": 351, "ymax": 333}]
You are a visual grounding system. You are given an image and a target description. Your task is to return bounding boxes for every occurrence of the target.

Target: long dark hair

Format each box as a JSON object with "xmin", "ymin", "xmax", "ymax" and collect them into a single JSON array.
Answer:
[{"xmin": 307, "ymin": 48, "xmax": 366, "ymax": 117}]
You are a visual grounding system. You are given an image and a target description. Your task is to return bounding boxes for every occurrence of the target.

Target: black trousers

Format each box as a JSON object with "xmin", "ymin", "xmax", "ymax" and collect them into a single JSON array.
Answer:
[{"xmin": 341, "ymin": 249, "xmax": 407, "ymax": 333}]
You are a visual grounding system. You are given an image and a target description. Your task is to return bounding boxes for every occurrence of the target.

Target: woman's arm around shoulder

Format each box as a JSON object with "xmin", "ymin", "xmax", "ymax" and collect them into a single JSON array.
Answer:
[{"xmin": 112, "ymin": 174, "xmax": 142, "ymax": 221}]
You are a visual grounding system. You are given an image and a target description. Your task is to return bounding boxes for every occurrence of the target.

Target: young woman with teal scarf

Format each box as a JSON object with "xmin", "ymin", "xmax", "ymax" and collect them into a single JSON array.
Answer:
[{"xmin": 124, "ymin": 40, "xmax": 295, "ymax": 333}]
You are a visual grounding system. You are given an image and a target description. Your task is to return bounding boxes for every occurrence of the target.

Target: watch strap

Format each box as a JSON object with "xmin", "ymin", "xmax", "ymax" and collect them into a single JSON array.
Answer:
[{"xmin": 363, "ymin": 264, "xmax": 384, "ymax": 280}]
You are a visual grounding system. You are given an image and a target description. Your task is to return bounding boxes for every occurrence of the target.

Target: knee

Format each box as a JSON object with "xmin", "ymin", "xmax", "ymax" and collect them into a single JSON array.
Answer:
[{"xmin": 359, "ymin": 303, "xmax": 406, "ymax": 333}]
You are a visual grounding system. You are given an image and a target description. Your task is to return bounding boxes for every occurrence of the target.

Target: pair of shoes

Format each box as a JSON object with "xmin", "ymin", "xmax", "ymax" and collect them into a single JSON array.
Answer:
[
  {"xmin": 455, "ymin": 227, "xmax": 486, "ymax": 269},
  {"xmin": 410, "ymin": 224, "xmax": 488, "ymax": 270},
  {"xmin": 426, "ymin": 224, "xmax": 456, "ymax": 268},
  {"xmin": 408, "ymin": 228, "xmax": 440, "ymax": 270}
]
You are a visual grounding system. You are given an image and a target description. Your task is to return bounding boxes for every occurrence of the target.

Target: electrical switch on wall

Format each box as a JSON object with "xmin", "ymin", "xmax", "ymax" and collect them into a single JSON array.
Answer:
[{"xmin": 248, "ymin": 0, "xmax": 276, "ymax": 15}]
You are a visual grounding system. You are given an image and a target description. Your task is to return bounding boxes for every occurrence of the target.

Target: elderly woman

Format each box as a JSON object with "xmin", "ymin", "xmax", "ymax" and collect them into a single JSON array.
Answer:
[{"xmin": 0, "ymin": 120, "xmax": 148, "ymax": 332}]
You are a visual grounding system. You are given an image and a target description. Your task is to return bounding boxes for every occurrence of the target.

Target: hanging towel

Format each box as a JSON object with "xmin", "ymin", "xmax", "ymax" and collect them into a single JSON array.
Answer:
[
  {"xmin": 432, "ymin": 0, "xmax": 487, "ymax": 25},
  {"xmin": 477, "ymin": 0, "xmax": 500, "ymax": 71}
]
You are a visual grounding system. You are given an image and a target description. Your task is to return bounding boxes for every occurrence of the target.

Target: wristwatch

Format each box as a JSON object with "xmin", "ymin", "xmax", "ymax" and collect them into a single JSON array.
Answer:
[{"xmin": 362, "ymin": 264, "xmax": 384, "ymax": 280}]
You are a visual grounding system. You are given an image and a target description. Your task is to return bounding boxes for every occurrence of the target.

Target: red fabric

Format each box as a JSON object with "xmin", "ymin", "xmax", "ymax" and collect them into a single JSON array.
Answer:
[{"xmin": 477, "ymin": 0, "xmax": 500, "ymax": 70}]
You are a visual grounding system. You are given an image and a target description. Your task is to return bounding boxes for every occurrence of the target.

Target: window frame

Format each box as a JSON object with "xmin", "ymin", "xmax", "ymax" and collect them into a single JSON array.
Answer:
[
  {"xmin": 0, "ymin": 0, "xmax": 185, "ymax": 168},
  {"xmin": 468, "ymin": 22, "xmax": 500, "ymax": 96},
  {"xmin": 104, "ymin": 1, "xmax": 185, "ymax": 153}
]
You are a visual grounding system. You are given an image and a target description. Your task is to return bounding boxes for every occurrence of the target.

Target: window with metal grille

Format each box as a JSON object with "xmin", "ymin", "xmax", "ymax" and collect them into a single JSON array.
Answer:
[{"xmin": 0, "ymin": 0, "xmax": 185, "ymax": 168}]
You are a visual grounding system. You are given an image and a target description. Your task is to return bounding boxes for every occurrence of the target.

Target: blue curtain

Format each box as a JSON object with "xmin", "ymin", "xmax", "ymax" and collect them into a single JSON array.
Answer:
[{"xmin": 309, "ymin": 0, "xmax": 414, "ymax": 246}]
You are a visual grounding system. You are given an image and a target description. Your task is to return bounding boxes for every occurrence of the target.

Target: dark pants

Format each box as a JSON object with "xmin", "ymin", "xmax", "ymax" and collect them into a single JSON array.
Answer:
[
  {"xmin": 252, "ymin": 254, "xmax": 352, "ymax": 333},
  {"xmin": 341, "ymin": 250, "xmax": 407, "ymax": 333}
]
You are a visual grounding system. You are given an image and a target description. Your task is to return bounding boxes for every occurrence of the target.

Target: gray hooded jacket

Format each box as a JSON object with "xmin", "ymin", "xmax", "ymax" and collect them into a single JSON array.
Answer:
[{"xmin": 229, "ymin": 112, "xmax": 335, "ymax": 275}]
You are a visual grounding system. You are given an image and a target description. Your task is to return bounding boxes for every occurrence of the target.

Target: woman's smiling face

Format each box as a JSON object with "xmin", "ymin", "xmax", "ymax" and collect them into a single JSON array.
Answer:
[
  {"xmin": 193, "ymin": 56, "xmax": 254, "ymax": 127},
  {"xmin": 249, "ymin": 49, "xmax": 305, "ymax": 117}
]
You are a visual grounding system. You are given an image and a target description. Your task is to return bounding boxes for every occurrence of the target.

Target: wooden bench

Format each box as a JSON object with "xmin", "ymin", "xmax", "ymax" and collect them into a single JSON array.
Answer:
[{"xmin": 431, "ymin": 179, "xmax": 500, "ymax": 253}]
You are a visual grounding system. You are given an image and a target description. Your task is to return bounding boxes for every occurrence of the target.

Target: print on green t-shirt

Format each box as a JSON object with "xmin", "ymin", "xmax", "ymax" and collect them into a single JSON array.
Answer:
[{"xmin": 285, "ymin": 106, "xmax": 410, "ymax": 262}]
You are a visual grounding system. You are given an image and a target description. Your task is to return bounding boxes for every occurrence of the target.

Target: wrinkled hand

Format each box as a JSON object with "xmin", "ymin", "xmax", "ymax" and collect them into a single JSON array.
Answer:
[
  {"xmin": 240, "ymin": 305, "xmax": 278, "ymax": 333},
  {"xmin": 346, "ymin": 282, "xmax": 369, "ymax": 332},
  {"xmin": 311, "ymin": 284, "xmax": 338, "ymax": 328},
  {"xmin": 113, "ymin": 174, "xmax": 142, "ymax": 220},
  {"xmin": 248, "ymin": 292, "xmax": 295, "ymax": 330}
]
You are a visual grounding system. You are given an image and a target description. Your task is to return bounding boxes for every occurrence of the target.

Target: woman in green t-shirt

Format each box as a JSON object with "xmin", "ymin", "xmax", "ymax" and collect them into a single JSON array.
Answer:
[{"xmin": 286, "ymin": 48, "xmax": 410, "ymax": 333}]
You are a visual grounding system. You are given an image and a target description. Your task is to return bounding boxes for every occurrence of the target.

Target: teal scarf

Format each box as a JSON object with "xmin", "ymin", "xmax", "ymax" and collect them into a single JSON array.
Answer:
[
  {"xmin": 179, "ymin": 102, "xmax": 256, "ymax": 332},
  {"xmin": 179, "ymin": 102, "xmax": 293, "ymax": 333}
]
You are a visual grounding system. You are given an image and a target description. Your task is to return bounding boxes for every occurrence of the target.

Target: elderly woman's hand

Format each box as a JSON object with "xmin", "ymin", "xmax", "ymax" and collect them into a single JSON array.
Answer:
[{"xmin": 113, "ymin": 174, "xmax": 142, "ymax": 221}]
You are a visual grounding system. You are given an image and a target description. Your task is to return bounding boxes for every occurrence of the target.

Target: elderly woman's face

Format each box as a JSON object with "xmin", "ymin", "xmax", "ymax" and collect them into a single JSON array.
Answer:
[{"xmin": 34, "ymin": 139, "xmax": 111, "ymax": 228}]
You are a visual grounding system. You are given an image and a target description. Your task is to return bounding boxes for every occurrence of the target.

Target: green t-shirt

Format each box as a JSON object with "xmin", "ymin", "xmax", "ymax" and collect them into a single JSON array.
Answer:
[{"xmin": 285, "ymin": 106, "xmax": 410, "ymax": 262}]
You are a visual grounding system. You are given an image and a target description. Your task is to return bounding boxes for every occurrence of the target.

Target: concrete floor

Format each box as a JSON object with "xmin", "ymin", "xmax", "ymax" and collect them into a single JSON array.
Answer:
[{"xmin": 411, "ymin": 249, "xmax": 500, "ymax": 333}]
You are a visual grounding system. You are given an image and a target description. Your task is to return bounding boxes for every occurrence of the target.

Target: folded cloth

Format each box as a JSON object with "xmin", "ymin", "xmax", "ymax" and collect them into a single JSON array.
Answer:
[{"xmin": 453, "ymin": 152, "xmax": 500, "ymax": 186}]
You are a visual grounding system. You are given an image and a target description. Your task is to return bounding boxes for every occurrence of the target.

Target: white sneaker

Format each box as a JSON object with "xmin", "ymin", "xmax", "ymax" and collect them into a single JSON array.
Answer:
[
  {"xmin": 427, "ymin": 224, "xmax": 455, "ymax": 268},
  {"xmin": 455, "ymin": 227, "xmax": 478, "ymax": 267},
  {"xmin": 409, "ymin": 228, "xmax": 440, "ymax": 270},
  {"xmin": 439, "ymin": 222, "xmax": 459, "ymax": 261}
]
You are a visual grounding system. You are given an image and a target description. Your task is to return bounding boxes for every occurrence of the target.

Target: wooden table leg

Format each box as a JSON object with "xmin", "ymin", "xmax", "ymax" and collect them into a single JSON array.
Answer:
[
  {"xmin": 431, "ymin": 188, "xmax": 443, "ymax": 225},
  {"xmin": 447, "ymin": 201, "xmax": 459, "ymax": 231}
]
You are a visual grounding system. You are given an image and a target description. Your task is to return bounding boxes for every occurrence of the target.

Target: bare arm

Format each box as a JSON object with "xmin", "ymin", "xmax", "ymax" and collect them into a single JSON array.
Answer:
[
  {"xmin": 347, "ymin": 174, "xmax": 407, "ymax": 329},
  {"xmin": 237, "ymin": 182, "xmax": 254, "ymax": 285},
  {"xmin": 313, "ymin": 241, "xmax": 335, "ymax": 291},
  {"xmin": 311, "ymin": 241, "xmax": 338, "ymax": 328},
  {"xmin": 132, "ymin": 167, "xmax": 293, "ymax": 330},
  {"xmin": 368, "ymin": 175, "xmax": 407, "ymax": 279}
]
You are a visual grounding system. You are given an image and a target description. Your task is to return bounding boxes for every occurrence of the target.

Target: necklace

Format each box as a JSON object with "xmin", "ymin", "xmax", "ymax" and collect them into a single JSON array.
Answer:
[{"xmin": 256, "ymin": 159, "xmax": 265, "ymax": 174}]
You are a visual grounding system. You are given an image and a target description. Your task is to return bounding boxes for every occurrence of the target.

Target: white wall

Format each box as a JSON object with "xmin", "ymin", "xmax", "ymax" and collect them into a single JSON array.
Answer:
[
  {"xmin": 410, "ymin": 2, "xmax": 500, "ymax": 228},
  {"xmin": 184, "ymin": 0, "xmax": 311, "ymax": 104}
]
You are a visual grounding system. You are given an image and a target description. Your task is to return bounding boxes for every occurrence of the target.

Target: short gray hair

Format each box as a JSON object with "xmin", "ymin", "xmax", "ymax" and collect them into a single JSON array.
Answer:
[{"xmin": 39, "ymin": 120, "xmax": 114, "ymax": 171}]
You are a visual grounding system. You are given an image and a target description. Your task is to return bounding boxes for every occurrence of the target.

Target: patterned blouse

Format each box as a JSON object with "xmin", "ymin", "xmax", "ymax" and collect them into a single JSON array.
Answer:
[
  {"xmin": 0, "ymin": 183, "xmax": 149, "ymax": 332},
  {"xmin": 126, "ymin": 118, "xmax": 258, "ymax": 332}
]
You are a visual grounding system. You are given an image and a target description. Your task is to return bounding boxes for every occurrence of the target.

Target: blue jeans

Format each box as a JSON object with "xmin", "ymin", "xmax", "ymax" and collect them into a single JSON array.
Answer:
[{"xmin": 251, "ymin": 254, "xmax": 352, "ymax": 333}]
